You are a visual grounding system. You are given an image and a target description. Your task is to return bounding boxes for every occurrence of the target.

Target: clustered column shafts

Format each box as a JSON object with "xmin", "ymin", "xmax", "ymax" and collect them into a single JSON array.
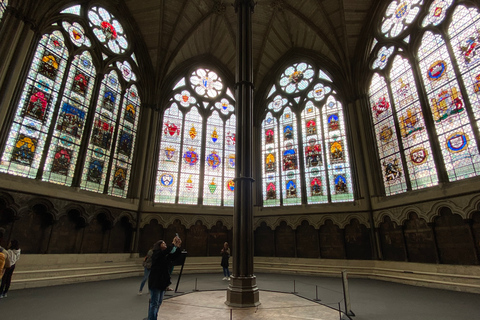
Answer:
[{"xmin": 226, "ymin": 0, "xmax": 260, "ymax": 308}]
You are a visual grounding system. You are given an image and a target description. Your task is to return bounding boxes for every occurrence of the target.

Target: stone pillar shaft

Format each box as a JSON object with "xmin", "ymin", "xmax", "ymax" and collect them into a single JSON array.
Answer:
[{"xmin": 226, "ymin": 0, "xmax": 260, "ymax": 308}]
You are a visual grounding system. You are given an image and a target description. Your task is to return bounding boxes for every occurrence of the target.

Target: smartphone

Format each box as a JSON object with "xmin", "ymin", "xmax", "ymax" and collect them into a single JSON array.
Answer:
[{"xmin": 175, "ymin": 233, "xmax": 179, "ymax": 239}]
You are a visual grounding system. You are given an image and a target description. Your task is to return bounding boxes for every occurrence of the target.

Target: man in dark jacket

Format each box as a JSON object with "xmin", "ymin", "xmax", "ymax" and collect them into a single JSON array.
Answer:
[{"xmin": 147, "ymin": 236, "xmax": 182, "ymax": 320}]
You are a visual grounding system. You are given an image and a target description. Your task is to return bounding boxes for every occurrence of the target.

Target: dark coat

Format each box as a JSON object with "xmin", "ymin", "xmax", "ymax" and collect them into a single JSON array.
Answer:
[
  {"xmin": 221, "ymin": 248, "xmax": 230, "ymax": 268},
  {"xmin": 148, "ymin": 244, "xmax": 181, "ymax": 291}
]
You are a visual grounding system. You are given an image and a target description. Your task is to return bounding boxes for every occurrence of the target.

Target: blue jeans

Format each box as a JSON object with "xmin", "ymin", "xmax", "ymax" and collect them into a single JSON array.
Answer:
[
  {"xmin": 223, "ymin": 266, "xmax": 230, "ymax": 277},
  {"xmin": 140, "ymin": 267, "xmax": 150, "ymax": 291},
  {"xmin": 148, "ymin": 289, "xmax": 165, "ymax": 320}
]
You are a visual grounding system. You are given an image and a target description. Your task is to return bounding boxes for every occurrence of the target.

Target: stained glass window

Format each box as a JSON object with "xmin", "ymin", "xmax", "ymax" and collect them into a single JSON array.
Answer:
[
  {"xmin": 380, "ymin": 0, "xmax": 422, "ymax": 38},
  {"xmin": 1, "ymin": 32, "xmax": 69, "ymax": 178},
  {"xmin": 0, "ymin": 0, "xmax": 8, "ymax": 22},
  {"xmin": 88, "ymin": 6, "xmax": 128, "ymax": 54},
  {"xmin": 369, "ymin": 73, "xmax": 407, "ymax": 195},
  {"xmin": 422, "ymin": 0, "xmax": 453, "ymax": 27},
  {"xmin": 418, "ymin": 31, "xmax": 480, "ymax": 180},
  {"xmin": 60, "ymin": 5, "xmax": 80, "ymax": 16},
  {"xmin": 0, "ymin": 5, "xmax": 141, "ymax": 198},
  {"xmin": 43, "ymin": 51, "xmax": 96, "ymax": 186},
  {"xmin": 368, "ymin": 1, "xmax": 480, "ymax": 195},
  {"xmin": 390, "ymin": 56, "xmax": 438, "ymax": 189},
  {"xmin": 155, "ymin": 68, "xmax": 235, "ymax": 206},
  {"xmin": 261, "ymin": 63, "xmax": 354, "ymax": 206}
]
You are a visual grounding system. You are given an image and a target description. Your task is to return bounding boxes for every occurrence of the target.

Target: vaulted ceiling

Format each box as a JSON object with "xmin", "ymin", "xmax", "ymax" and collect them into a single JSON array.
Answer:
[{"xmin": 123, "ymin": 0, "xmax": 379, "ymax": 97}]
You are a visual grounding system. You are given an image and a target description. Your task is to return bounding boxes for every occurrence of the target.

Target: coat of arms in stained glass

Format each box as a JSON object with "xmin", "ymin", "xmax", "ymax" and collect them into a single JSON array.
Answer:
[
  {"xmin": 310, "ymin": 177, "xmax": 322, "ymax": 196},
  {"xmin": 373, "ymin": 96, "xmax": 390, "ymax": 118},
  {"xmin": 164, "ymin": 121, "xmax": 180, "ymax": 136},
  {"xmin": 228, "ymin": 154, "xmax": 235, "ymax": 169},
  {"xmin": 39, "ymin": 52, "xmax": 59, "ymax": 79},
  {"xmin": 208, "ymin": 178, "xmax": 217, "ymax": 194},
  {"xmin": 91, "ymin": 119, "xmax": 114, "ymax": 149},
  {"xmin": 211, "ymin": 128, "xmax": 218, "ymax": 143},
  {"xmin": 87, "ymin": 159, "xmax": 103, "ymax": 183},
  {"xmin": 183, "ymin": 148, "xmax": 198, "ymax": 165},
  {"xmin": 283, "ymin": 125, "xmax": 293, "ymax": 140},
  {"xmin": 306, "ymin": 119, "xmax": 316, "ymax": 135},
  {"xmin": 164, "ymin": 146, "xmax": 176, "ymax": 162},
  {"xmin": 185, "ymin": 175, "xmax": 194, "ymax": 190},
  {"xmin": 410, "ymin": 147, "xmax": 428, "ymax": 165},
  {"xmin": 113, "ymin": 167, "xmax": 126, "ymax": 190},
  {"xmin": 334, "ymin": 175, "xmax": 348, "ymax": 194},
  {"xmin": 328, "ymin": 114, "xmax": 339, "ymax": 131},
  {"xmin": 399, "ymin": 107, "xmax": 425, "ymax": 138},
  {"xmin": 266, "ymin": 182, "xmax": 276, "ymax": 200},
  {"xmin": 207, "ymin": 151, "xmax": 221, "ymax": 169},
  {"xmin": 118, "ymin": 130, "xmax": 133, "ymax": 157},
  {"xmin": 265, "ymin": 129, "xmax": 274, "ymax": 144},
  {"xmin": 57, "ymin": 103, "xmax": 85, "ymax": 138},
  {"xmin": 383, "ymin": 157, "xmax": 403, "ymax": 181},
  {"xmin": 51, "ymin": 147, "xmax": 71, "ymax": 175},
  {"xmin": 226, "ymin": 179, "xmax": 235, "ymax": 192},
  {"xmin": 23, "ymin": 88, "xmax": 50, "ymax": 122},
  {"xmin": 11, "ymin": 135, "xmax": 37, "ymax": 165},
  {"xmin": 103, "ymin": 91, "xmax": 116, "ymax": 111},
  {"xmin": 379, "ymin": 125, "xmax": 393, "ymax": 143},
  {"xmin": 160, "ymin": 173, "xmax": 174, "ymax": 187},
  {"xmin": 189, "ymin": 124, "xmax": 197, "ymax": 139},
  {"xmin": 305, "ymin": 139, "xmax": 322, "ymax": 167},
  {"xmin": 427, "ymin": 60, "xmax": 447, "ymax": 81},
  {"xmin": 430, "ymin": 87, "xmax": 463, "ymax": 122},
  {"xmin": 283, "ymin": 148, "xmax": 298, "ymax": 171},
  {"xmin": 329, "ymin": 141, "xmax": 344, "ymax": 162},
  {"xmin": 226, "ymin": 131, "xmax": 235, "ymax": 145},
  {"xmin": 125, "ymin": 104, "xmax": 136, "ymax": 123},
  {"xmin": 446, "ymin": 132, "xmax": 469, "ymax": 153},
  {"xmin": 265, "ymin": 153, "xmax": 275, "ymax": 172},
  {"xmin": 286, "ymin": 180, "xmax": 297, "ymax": 198},
  {"xmin": 72, "ymin": 72, "xmax": 89, "ymax": 96},
  {"xmin": 459, "ymin": 33, "xmax": 480, "ymax": 65}
]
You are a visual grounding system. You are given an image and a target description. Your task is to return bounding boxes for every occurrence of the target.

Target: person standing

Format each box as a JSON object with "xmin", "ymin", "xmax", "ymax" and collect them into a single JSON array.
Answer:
[
  {"xmin": 0, "ymin": 228, "xmax": 5, "ymax": 276},
  {"xmin": 147, "ymin": 236, "xmax": 182, "ymax": 320},
  {"xmin": 0, "ymin": 239, "xmax": 21, "ymax": 298},
  {"xmin": 221, "ymin": 242, "xmax": 230, "ymax": 280},
  {"xmin": 138, "ymin": 247, "xmax": 153, "ymax": 295}
]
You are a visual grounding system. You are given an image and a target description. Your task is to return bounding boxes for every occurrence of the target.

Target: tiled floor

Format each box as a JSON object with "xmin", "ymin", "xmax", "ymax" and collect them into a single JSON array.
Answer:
[
  {"xmin": 1, "ymin": 273, "xmax": 479, "ymax": 320},
  {"xmin": 158, "ymin": 290, "xmax": 340, "ymax": 319}
]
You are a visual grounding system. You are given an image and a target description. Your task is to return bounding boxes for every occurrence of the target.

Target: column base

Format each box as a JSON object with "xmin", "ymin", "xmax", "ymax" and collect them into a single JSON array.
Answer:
[{"xmin": 225, "ymin": 275, "xmax": 261, "ymax": 307}]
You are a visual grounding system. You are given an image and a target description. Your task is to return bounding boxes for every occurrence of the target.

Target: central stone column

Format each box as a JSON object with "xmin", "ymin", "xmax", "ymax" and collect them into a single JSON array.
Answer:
[{"xmin": 225, "ymin": 0, "xmax": 260, "ymax": 308}]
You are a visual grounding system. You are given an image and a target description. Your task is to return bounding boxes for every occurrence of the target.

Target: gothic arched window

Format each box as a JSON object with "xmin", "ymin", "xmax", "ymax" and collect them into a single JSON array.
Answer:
[
  {"xmin": 155, "ymin": 68, "xmax": 236, "ymax": 206},
  {"xmin": 0, "ymin": 5, "xmax": 141, "ymax": 198},
  {"xmin": 261, "ymin": 62, "xmax": 354, "ymax": 207},
  {"xmin": 368, "ymin": 0, "xmax": 480, "ymax": 196}
]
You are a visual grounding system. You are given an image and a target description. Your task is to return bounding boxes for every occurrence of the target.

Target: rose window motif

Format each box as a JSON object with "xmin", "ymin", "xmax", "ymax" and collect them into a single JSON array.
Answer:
[{"xmin": 88, "ymin": 7, "xmax": 128, "ymax": 54}]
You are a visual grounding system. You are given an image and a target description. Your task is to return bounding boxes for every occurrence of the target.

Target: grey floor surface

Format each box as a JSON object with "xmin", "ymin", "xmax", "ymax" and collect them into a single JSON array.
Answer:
[{"xmin": 0, "ymin": 273, "xmax": 479, "ymax": 320}]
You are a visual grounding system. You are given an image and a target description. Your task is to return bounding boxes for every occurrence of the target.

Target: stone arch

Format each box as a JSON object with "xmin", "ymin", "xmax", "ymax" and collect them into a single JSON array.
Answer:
[
  {"xmin": 109, "ymin": 215, "xmax": 134, "ymax": 253},
  {"xmin": 48, "ymin": 206, "xmax": 87, "ymax": 253},
  {"xmin": 296, "ymin": 220, "xmax": 319, "ymax": 258},
  {"xmin": 186, "ymin": 219, "xmax": 208, "ymax": 256},
  {"xmin": 208, "ymin": 220, "xmax": 230, "ymax": 257},
  {"xmin": 344, "ymin": 218, "xmax": 372, "ymax": 260},
  {"xmin": 254, "ymin": 221, "xmax": 275, "ymax": 257},
  {"xmin": 275, "ymin": 220, "xmax": 295, "ymax": 257},
  {"xmin": 319, "ymin": 219, "xmax": 345, "ymax": 259},
  {"xmin": 12, "ymin": 198, "xmax": 56, "ymax": 254},
  {"xmin": 403, "ymin": 211, "xmax": 438, "ymax": 263},
  {"xmin": 139, "ymin": 219, "xmax": 164, "ymax": 255},
  {"xmin": 433, "ymin": 206, "xmax": 477, "ymax": 265},
  {"xmin": 378, "ymin": 215, "xmax": 407, "ymax": 261}
]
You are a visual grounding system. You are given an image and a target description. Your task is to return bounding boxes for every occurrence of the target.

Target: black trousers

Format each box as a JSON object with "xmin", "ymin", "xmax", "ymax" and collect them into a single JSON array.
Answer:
[{"xmin": 1, "ymin": 263, "xmax": 16, "ymax": 294}]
